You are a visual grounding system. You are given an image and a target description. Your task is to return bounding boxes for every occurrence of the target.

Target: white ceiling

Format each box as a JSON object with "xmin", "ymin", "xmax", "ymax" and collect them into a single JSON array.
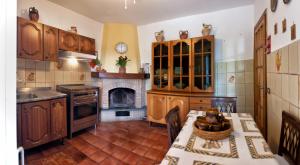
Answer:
[{"xmin": 48, "ymin": 0, "xmax": 254, "ymax": 25}]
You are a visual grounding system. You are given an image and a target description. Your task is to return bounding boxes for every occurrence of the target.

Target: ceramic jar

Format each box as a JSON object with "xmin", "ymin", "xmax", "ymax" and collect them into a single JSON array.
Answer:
[{"xmin": 29, "ymin": 7, "xmax": 39, "ymax": 22}]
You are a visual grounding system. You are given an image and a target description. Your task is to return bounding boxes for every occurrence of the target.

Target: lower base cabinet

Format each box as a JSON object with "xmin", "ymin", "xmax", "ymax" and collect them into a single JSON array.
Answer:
[
  {"xmin": 147, "ymin": 92, "xmax": 237, "ymax": 125},
  {"xmin": 147, "ymin": 94, "xmax": 189, "ymax": 125},
  {"xmin": 18, "ymin": 98, "xmax": 67, "ymax": 149}
]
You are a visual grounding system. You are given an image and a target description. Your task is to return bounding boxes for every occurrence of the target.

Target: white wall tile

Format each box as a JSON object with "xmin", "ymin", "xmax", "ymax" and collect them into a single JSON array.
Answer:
[
  {"xmin": 281, "ymin": 74, "xmax": 289, "ymax": 101},
  {"xmin": 289, "ymin": 42, "xmax": 298, "ymax": 74},
  {"xmin": 288, "ymin": 75, "xmax": 299, "ymax": 106},
  {"xmin": 280, "ymin": 46, "xmax": 289, "ymax": 73}
]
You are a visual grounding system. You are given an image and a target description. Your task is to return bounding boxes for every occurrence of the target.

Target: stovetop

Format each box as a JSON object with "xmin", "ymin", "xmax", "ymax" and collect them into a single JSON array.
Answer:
[{"xmin": 56, "ymin": 84, "xmax": 99, "ymax": 92}]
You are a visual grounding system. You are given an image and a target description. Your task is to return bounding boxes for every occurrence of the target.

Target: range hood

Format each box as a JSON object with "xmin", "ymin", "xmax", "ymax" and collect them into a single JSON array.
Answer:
[{"xmin": 58, "ymin": 51, "xmax": 96, "ymax": 60}]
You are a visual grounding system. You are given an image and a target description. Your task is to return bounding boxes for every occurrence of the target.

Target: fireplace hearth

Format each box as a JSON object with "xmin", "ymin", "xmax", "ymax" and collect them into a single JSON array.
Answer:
[{"xmin": 109, "ymin": 88, "xmax": 135, "ymax": 109}]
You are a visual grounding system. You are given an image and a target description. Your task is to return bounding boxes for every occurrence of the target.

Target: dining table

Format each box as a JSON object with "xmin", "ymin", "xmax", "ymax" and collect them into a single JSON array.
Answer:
[{"xmin": 160, "ymin": 110, "xmax": 279, "ymax": 165}]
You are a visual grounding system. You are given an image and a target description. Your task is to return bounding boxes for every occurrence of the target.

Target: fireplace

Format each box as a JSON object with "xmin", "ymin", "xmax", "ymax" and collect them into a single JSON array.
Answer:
[{"xmin": 109, "ymin": 88, "xmax": 135, "ymax": 109}]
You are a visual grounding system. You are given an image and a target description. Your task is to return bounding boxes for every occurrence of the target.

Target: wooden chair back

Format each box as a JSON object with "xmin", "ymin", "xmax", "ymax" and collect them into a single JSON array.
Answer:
[
  {"xmin": 212, "ymin": 98, "xmax": 237, "ymax": 113},
  {"xmin": 278, "ymin": 111, "xmax": 300, "ymax": 165},
  {"xmin": 165, "ymin": 106, "xmax": 181, "ymax": 147}
]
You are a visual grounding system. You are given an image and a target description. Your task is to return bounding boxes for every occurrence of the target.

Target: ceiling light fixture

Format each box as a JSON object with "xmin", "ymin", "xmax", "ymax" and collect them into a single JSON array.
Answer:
[{"xmin": 124, "ymin": 0, "xmax": 136, "ymax": 10}]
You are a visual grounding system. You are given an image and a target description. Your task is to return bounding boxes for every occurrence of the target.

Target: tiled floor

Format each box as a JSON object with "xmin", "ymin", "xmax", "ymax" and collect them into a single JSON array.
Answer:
[{"xmin": 25, "ymin": 121, "xmax": 169, "ymax": 165}]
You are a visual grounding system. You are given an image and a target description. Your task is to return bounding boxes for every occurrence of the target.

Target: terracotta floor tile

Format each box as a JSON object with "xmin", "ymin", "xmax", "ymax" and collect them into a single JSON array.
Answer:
[
  {"xmin": 112, "ymin": 147, "xmax": 131, "ymax": 160},
  {"xmin": 132, "ymin": 145, "xmax": 150, "ymax": 156},
  {"xmin": 144, "ymin": 148, "xmax": 165, "ymax": 161},
  {"xmin": 99, "ymin": 157, "xmax": 125, "ymax": 165},
  {"xmin": 123, "ymin": 152, "xmax": 141, "ymax": 165},
  {"xmin": 25, "ymin": 121, "xmax": 168, "ymax": 165},
  {"xmin": 78, "ymin": 158, "xmax": 98, "ymax": 165},
  {"xmin": 122, "ymin": 140, "xmax": 138, "ymax": 150},
  {"xmin": 92, "ymin": 139, "xmax": 110, "ymax": 149},
  {"xmin": 89, "ymin": 150, "xmax": 109, "ymax": 163}
]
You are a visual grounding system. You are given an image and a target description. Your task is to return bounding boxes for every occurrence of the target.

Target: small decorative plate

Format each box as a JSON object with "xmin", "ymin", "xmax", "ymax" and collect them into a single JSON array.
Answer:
[{"xmin": 271, "ymin": 0, "xmax": 278, "ymax": 12}]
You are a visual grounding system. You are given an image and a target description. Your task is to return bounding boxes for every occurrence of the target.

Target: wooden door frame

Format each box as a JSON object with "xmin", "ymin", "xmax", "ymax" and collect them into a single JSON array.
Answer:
[{"xmin": 254, "ymin": 10, "xmax": 268, "ymax": 138}]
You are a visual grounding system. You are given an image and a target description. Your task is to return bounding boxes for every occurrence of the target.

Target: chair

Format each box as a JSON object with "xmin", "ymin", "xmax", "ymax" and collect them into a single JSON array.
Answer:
[
  {"xmin": 277, "ymin": 111, "xmax": 300, "ymax": 165},
  {"xmin": 165, "ymin": 106, "xmax": 181, "ymax": 147},
  {"xmin": 212, "ymin": 98, "xmax": 237, "ymax": 113}
]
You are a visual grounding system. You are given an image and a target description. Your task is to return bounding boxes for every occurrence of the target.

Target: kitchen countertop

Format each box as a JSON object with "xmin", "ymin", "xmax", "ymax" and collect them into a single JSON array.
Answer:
[{"xmin": 17, "ymin": 88, "xmax": 67, "ymax": 104}]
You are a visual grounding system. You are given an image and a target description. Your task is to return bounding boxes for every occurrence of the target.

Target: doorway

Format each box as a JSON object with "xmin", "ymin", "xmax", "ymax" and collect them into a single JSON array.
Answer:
[{"xmin": 254, "ymin": 10, "xmax": 267, "ymax": 138}]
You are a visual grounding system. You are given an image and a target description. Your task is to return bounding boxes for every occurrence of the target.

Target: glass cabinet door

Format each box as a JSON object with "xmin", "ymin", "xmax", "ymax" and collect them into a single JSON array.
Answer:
[
  {"xmin": 152, "ymin": 43, "xmax": 169, "ymax": 90},
  {"xmin": 192, "ymin": 36, "xmax": 214, "ymax": 92},
  {"xmin": 171, "ymin": 40, "xmax": 190, "ymax": 91}
]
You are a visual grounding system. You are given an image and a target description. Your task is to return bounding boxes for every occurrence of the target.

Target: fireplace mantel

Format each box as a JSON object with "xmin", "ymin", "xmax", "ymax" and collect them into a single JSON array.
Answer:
[{"xmin": 91, "ymin": 72, "xmax": 149, "ymax": 79}]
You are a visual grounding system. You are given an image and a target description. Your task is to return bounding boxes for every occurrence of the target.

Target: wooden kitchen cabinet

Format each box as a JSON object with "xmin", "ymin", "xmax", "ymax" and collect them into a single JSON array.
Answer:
[
  {"xmin": 18, "ymin": 98, "xmax": 67, "ymax": 149},
  {"xmin": 59, "ymin": 30, "xmax": 79, "ymax": 51},
  {"xmin": 50, "ymin": 98, "xmax": 67, "ymax": 140},
  {"xmin": 21, "ymin": 101, "xmax": 51, "ymax": 149},
  {"xmin": 79, "ymin": 35, "xmax": 96, "ymax": 54},
  {"xmin": 147, "ymin": 93, "xmax": 189, "ymax": 125},
  {"xmin": 147, "ymin": 94, "xmax": 167, "ymax": 124},
  {"xmin": 43, "ymin": 25, "xmax": 58, "ymax": 61},
  {"xmin": 17, "ymin": 17, "xmax": 44, "ymax": 60},
  {"xmin": 166, "ymin": 96, "xmax": 189, "ymax": 125}
]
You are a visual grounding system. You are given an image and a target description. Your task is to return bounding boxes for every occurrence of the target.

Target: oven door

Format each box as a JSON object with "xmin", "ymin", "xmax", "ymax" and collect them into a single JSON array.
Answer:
[{"xmin": 72, "ymin": 92, "xmax": 98, "ymax": 132}]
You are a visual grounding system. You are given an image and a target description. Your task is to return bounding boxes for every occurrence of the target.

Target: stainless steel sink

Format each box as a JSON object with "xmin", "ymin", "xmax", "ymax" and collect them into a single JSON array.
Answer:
[{"xmin": 17, "ymin": 93, "xmax": 38, "ymax": 100}]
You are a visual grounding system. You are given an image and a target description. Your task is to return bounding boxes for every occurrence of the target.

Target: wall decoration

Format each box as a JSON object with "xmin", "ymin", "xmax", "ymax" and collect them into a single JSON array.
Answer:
[
  {"xmin": 28, "ymin": 7, "xmax": 39, "ymax": 22},
  {"xmin": 275, "ymin": 51, "xmax": 281, "ymax": 72},
  {"xmin": 283, "ymin": 0, "xmax": 291, "ymax": 4},
  {"xmin": 202, "ymin": 24, "xmax": 212, "ymax": 36},
  {"xmin": 274, "ymin": 23, "xmax": 278, "ymax": 35},
  {"xmin": 179, "ymin": 30, "xmax": 188, "ymax": 39},
  {"xmin": 155, "ymin": 30, "xmax": 165, "ymax": 42},
  {"xmin": 271, "ymin": 0, "xmax": 278, "ymax": 12},
  {"xmin": 291, "ymin": 24, "xmax": 296, "ymax": 40},
  {"xmin": 115, "ymin": 42, "xmax": 128, "ymax": 54},
  {"xmin": 282, "ymin": 19, "xmax": 287, "ymax": 33}
]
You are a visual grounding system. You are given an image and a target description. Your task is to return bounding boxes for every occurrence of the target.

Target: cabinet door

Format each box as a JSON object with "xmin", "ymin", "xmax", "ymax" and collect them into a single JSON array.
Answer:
[
  {"xmin": 152, "ymin": 42, "xmax": 170, "ymax": 90},
  {"xmin": 17, "ymin": 17, "xmax": 43, "ymax": 60},
  {"xmin": 50, "ymin": 98, "xmax": 67, "ymax": 140},
  {"xmin": 21, "ymin": 101, "xmax": 50, "ymax": 149},
  {"xmin": 147, "ymin": 94, "xmax": 167, "ymax": 124},
  {"xmin": 44, "ymin": 25, "xmax": 58, "ymax": 61},
  {"xmin": 167, "ymin": 96, "xmax": 189, "ymax": 125},
  {"xmin": 59, "ymin": 30, "xmax": 79, "ymax": 51},
  {"xmin": 79, "ymin": 35, "xmax": 96, "ymax": 54},
  {"xmin": 171, "ymin": 39, "xmax": 191, "ymax": 92},
  {"xmin": 191, "ymin": 36, "xmax": 214, "ymax": 92}
]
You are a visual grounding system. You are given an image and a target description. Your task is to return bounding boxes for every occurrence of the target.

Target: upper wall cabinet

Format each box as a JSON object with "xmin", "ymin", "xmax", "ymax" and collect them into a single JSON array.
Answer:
[
  {"xmin": 43, "ymin": 25, "xmax": 58, "ymax": 61},
  {"xmin": 171, "ymin": 39, "xmax": 191, "ymax": 92},
  {"xmin": 17, "ymin": 17, "xmax": 44, "ymax": 60},
  {"xmin": 152, "ymin": 42, "xmax": 170, "ymax": 90},
  {"xmin": 151, "ymin": 35, "xmax": 215, "ymax": 93},
  {"xmin": 58, "ymin": 30, "xmax": 79, "ymax": 52},
  {"xmin": 191, "ymin": 36, "xmax": 214, "ymax": 92},
  {"xmin": 79, "ymin": 35, "xmax": 96, "ymax": 54}
]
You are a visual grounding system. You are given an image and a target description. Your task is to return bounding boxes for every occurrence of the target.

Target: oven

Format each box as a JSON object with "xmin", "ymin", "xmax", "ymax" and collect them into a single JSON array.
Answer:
[
  {"xmin": 56, "ymin": 85, "xmax": 99, "ymax": 138},
  {"xmin": 71, "ymin": 89, "xmax": 99, "ymax": 135}
]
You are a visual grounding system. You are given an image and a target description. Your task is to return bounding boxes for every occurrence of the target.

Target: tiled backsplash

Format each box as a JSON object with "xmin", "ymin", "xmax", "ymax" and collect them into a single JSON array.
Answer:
[
  {"xmin": 215, "ymin": 59, "xmax": 254, "ymax": 115},
  {"xmin": 267, "ymin": 40, "xmax": 300, "ymax": 153},
  {"xmin": 17, "ymin": 59, "xmax": 93, "ymax": 89}
]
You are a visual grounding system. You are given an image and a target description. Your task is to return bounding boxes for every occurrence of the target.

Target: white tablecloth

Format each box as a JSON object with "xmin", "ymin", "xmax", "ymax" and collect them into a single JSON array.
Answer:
[{"xmin": 161, "ymin": 111, "xmax": 279, "ymax": 165}]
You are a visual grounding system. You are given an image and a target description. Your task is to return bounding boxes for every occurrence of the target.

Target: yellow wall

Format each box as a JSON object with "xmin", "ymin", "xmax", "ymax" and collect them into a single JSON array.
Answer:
[{"xmin": 101, "ymin": 23, "xmax": 140, "ymax": 73}]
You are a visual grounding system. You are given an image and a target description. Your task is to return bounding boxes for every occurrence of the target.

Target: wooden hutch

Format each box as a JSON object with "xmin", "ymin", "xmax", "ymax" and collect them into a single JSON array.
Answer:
[{"xmin": 147, "ymin": 35, "xmax": 237, "ymax": 125}]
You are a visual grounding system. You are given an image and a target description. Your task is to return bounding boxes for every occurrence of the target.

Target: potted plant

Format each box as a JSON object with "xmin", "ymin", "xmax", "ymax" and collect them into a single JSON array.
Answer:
[
  {"xmin": 116, "ymin": 56, "xmax": 130, "ymax": 73},
  {"xmin": 89, "ymin": 56, "xmax": 101, "ymax": 72}
]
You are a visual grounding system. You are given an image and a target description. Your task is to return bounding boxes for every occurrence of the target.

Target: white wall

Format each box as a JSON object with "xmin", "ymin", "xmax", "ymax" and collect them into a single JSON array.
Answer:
[
  {"xmin": 17, "ymin": 0, "xmax": 103, "ymax": 54},
  {"xmin": 254, "ymin": 0, "xmax": 300, "ymax": 51},
  {"xmin": 0, "ymin": 0, "xmax": 18, "ymax": 164},
  {"xmin": 138, "ymin": 5, "xmax": 254, "ymax": 89}
]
